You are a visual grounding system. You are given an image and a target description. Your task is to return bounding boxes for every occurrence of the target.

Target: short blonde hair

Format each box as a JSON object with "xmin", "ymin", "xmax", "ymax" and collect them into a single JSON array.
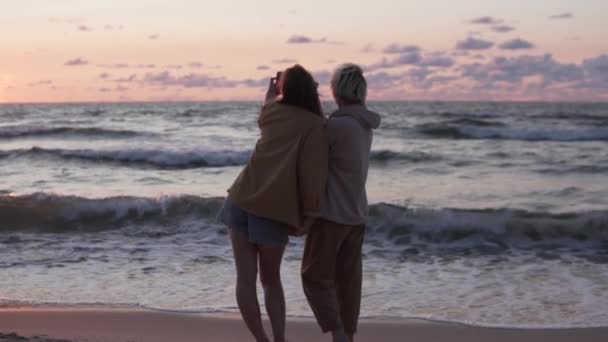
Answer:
[{"xmin": 331, "ymin": 63, "xmax": 367, "ymax": 103}]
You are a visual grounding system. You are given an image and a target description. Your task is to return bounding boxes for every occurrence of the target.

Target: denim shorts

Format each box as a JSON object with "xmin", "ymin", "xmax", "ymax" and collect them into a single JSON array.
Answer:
[{"xmin": 218, "ymin": 197, "xmax": 289, "ymax": 246}]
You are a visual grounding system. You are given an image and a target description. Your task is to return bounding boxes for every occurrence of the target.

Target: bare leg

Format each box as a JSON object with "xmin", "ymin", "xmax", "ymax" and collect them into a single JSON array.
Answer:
[
  {"xmin": 259, "ymin": 244, "xmax": 286, "ymax": 342},
  {"xmin": 230, "ymin": 229, "xmax": 270, "ymax": 342}
]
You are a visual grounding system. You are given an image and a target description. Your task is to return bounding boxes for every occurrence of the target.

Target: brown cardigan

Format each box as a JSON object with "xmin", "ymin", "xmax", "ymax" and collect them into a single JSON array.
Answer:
[{"xmin": 227, "ymin": 102, "xmax": 329, "ymax": 229}]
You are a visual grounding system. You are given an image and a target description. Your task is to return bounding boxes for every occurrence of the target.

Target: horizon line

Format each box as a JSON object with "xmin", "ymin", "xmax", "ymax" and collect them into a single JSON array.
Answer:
[{"xmin": 2, "ymin": 99, "xmax": 608, "ymax": 105}]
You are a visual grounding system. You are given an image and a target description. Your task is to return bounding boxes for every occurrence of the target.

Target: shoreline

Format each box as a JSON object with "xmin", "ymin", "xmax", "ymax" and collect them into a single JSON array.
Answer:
[
  {"xmin": 1, "ymin": 305, "xmax": 607, "ymax": 342},
  {"xmin": 3, "ymin": 301, "xmax": 608, "ymax": 330}
]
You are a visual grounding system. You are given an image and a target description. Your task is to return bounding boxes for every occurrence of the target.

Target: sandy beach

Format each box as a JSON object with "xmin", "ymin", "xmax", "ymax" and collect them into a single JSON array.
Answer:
[{"xmin": 0, "ymin": 306, "xmax": 606, "ymax": 342}]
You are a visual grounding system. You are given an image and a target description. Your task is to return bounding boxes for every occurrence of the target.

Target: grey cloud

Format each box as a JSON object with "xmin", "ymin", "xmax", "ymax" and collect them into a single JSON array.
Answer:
[
  {"xmin": 165, "ymin": 65, "xmax": 183, "ymax": 70},
  {"xmin": 272, "ymin": 58, "xmax": 298, "ymax": 64},
  {"xmin": 395, "ymin": 53, "xmax": 422, "ymax": 65},
  {"xmin": 65, "ymin": 58, "xmax": 88, "ymax": 66},
  {"xmin": 491, "ymin": 25, "xmax": 515, "ymax": 33},
  {"xmin": 137, "ymin": 64, "xmax": 156, "ymax": 69},
  {"xmin": 287, "ymin": 35, "xmax": 313, "ymax": 43},
  {"xmin": 382, "ymin": 44, "xmax": 421, "ymax": 54},
  {"xmin": 366, "ymin": 51, "xmax": 453, "ymax": 72},
  {"xmin": 498, "ymin": 38, "xmax": 535, "ymax": 50},
  {"xmin": 189, "ymin": 62, "xmax": 204, "ymax": 69},
  {"xmin": 403, "ymin": 68, "xmax": 458, "ymax": 89},
  {"xmin": 421, "ymin": 54, "xmax": 455, "ymax": 68},
  {"xmin": 470, "ymin": 16, "xmax": 502, "ymax": 25},
  {"xmin": 78, "ymin": 25, "xmax": 93, "ymax": 32},
  {"xmin": 461, "ymin": 54, "xmax": 584, "ymax": 86},
  {"xmin": 361, "ymin": 44, "xmax": 375, "ymax": 53},
  {"xmin": 142, "ymin": 71, "xmax": 267, "ymax": 88},
  {"xmin": 99, "ymin": 72, "xmax": 110, "ymax": 79},
  {"xmin": 365, "ymin": 68, "xmax": 457, "ymax": 90},
  {"xmin": 452, "ymin": 50, "xmax": 470, "ymax": 57},
  {"xmin": 545, "ymin": 63, "xmax": 585, "ymax": 84},
  {"xmin": 550, "ymin": 13, "xmax": 573, "ymax": 19},
  {"xmin": 97, "ymin": 63, "xmax": 130, "ymax": 69},
  {"xmin": 176, "ymin": 74, "xmax": 239, "ymax": 88},
  {"xmin": 114, "ymin": 74, "xmax": 137, "ymax": 83},
  {"xmin": 456, "ymin": 37, "xmax": 494, "ymax": 50},
  {"xmin": 415, "ymin": 75, "xmax": 459, "ymax": 89},
  {"xmin": 28, "ymin": 80, "xmax": 53, "ymax": 87},
  {"xmin": 583, "ymin": 55, "xmax": 608, "ymax": 75},
  {"xmin": 257, "ymin": 65, "xmax": 271, "ymax": 71},
  {"xmin": 242, "ymin": 78, "xmax": 268, "ymax": 87},
  {"xmin": 366, "ymin": 52, "xmax": 422, "ymax": 71},
  {"xmin": 405, "ymin": 67, "xmax": 432, "ymax": 82},
  {"xmin": 581, "ymin": 54, "xmax": 608, "ymax": 88},
  {"xmin": 286, "ymin": 35, "xmax": 342, "ymax": 45},
  {"xmin": 144, "ymin": 71, "xmax": 172, "ymax": 83},
  {"xmin": 366, "ymin": 72, "xmax": 406, "ymax": 89},
  {"xmin": 149, "ymin": 34, "xmax": 160, "ymax": 40},
  {"xmin": 99, "ymin": 86, "xmax": 129, "ymax": 93}
]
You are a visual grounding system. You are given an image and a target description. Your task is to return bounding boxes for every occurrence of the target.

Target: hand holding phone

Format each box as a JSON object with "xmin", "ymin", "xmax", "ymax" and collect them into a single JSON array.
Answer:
[{"xmin": 264, "ymin": 71, "xmax": 282, "ymax": 104}]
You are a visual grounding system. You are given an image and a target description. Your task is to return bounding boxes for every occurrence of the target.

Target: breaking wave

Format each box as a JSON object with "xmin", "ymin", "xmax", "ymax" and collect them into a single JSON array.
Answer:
[
  {"xmin": 2, "ymin": 194, "xmax": 607, "ymax": 255},
  {"xmin": 0, "ymin": 147, "xmax": 251, "ymax": 169},
  {"xmin": 0, "ymin": 125, "xmax": 146, "ymax": 139}
]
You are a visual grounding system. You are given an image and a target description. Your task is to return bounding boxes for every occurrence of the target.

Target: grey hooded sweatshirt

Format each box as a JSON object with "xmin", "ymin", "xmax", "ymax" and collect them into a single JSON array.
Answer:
[{"xmin": 319, "ymin": 104, "xmax": 381, "ymax": 226}]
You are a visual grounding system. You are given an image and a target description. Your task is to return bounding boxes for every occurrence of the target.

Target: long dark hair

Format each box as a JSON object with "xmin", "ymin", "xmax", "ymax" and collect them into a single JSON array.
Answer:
[{"xmin": 278, "ymin": 64, "xmax": 323, "ymax": 117}]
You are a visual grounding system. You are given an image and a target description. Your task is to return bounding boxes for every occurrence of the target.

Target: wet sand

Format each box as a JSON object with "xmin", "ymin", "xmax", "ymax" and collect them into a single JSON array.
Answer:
[{"xmin": 1, "ymin": 306, "xmax": 607, "ymax": 342}]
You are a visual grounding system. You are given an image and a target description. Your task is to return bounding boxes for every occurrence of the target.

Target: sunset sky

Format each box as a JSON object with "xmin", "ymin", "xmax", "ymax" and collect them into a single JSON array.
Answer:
[{"xmin": 1, "ymin": 0, "xmax": 607, "ymax": 102}]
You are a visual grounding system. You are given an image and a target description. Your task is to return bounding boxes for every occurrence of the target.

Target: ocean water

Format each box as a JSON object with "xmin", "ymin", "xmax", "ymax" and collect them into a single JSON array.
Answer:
[{"xmin": 1, "ymin": 101, "xmax": 608, "ymax": 328}]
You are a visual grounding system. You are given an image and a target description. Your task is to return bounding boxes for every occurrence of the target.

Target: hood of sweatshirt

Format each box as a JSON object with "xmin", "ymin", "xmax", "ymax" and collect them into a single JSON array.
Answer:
[{"xmin": 331, "ymin": 104, "xmax": 381, "ymax": 130}]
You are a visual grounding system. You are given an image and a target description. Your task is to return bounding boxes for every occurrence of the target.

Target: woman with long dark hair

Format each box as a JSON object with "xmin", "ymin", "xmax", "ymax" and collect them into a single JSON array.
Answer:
[{"xmin": 219, "ymin": 64, "xmax": 328, "ymax": 342}]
